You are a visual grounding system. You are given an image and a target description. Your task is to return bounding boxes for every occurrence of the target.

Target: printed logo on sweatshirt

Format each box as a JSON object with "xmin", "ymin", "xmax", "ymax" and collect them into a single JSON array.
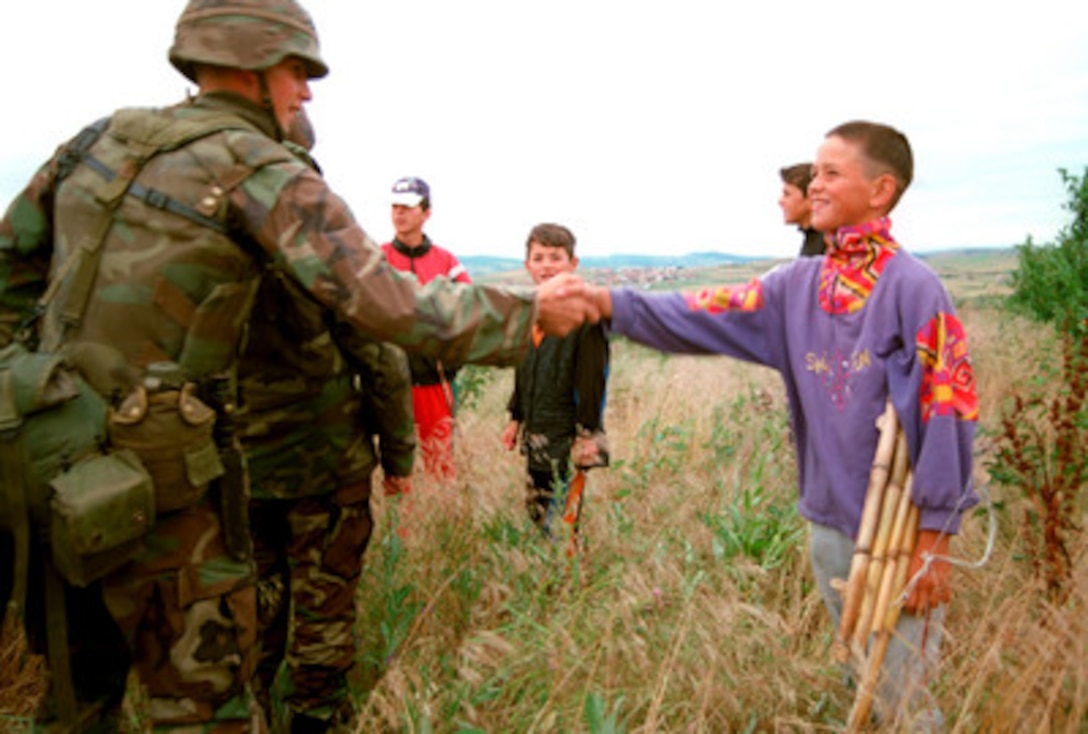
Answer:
[{"xmin": 806, "ymin": 347, "xmax": 872, "ymax": 410}]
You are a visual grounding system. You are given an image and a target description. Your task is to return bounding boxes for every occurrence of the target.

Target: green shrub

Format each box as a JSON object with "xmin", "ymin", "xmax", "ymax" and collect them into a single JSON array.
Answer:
[
  {"xmin": 991, "ymin": 166, "xmax": 1088, "ymax": 605},
  {"xmin": 1007, "ymin": 167, "xmax": 1088, "ymax": 333}
]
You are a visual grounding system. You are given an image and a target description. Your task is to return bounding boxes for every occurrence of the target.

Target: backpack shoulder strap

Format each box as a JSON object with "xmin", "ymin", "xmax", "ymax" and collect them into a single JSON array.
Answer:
[
  {"xmin": 55, "ymin": 116, "xmax": 112, "ymax": 184},
  {"xmin": 44, "ymin": 108, "xmax": 267, "ymax": 345}
]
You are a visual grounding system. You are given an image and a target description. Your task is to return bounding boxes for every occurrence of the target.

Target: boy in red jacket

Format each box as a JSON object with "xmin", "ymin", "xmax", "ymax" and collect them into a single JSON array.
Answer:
[{"xmin": 381, "ymin": 177, "xmax": 471, "ymax": 482}]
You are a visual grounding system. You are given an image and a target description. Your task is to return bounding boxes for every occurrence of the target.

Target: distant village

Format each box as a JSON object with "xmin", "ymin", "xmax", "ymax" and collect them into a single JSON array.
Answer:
[{"xmin": 486, "ymin": 264, "xmax": 691, "ymax": 289}]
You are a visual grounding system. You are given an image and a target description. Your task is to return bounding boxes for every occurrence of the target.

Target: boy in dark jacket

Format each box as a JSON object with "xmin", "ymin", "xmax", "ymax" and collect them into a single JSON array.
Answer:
[
  {"xmin": 502, "ymin": 224, "xmax": 609, "ymax": 542},
  {"xmin": 779, "ymin": 162, "xmax": 827, "ymax": 257}
]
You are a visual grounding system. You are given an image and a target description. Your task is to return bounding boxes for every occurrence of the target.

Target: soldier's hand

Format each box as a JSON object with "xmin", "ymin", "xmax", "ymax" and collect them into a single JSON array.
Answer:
[
  {"xmin": 383, "ymin": 474, "xmax": 412, "ymax": 497},
  {"xmin": 536, "ymin": 273, "xmax": 600, "ymax": 337},
  {"xmin": 501, "ymin": 420, "xmax": 519, "ymax": 451},
  {"xmin": 903, "ymin": 530, "xmax": 952, "ymax": 613}
]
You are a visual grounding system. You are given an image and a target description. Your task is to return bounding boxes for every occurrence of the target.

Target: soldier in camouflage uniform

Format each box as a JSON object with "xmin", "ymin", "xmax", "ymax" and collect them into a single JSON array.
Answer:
[
  {"xmin": 0, "ymin": 1, "xmax": 596, "ymax": 731},
  {"xmin": 241, "ymin": 111, "xmax": 416, "ymax": 733}
]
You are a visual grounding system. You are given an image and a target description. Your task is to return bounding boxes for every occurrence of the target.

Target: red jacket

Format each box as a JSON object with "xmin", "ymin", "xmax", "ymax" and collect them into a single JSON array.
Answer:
[
  {"xmin": 381, "ymin": 236, "xmax": 471, "ymax": 385},
  {"xmin": 381, "ymin": 236, "xmax": 470, "ymax": 286}
]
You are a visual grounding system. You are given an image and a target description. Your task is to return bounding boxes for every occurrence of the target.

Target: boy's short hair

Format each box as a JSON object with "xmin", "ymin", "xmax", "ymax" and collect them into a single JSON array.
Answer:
[
  {"xmin": 779, "ymin": 162, "xmax": 814, "ymax": 195},
  {"xmin": 827, "ymin": 121, "xmax": 913, "ymax": 211},
  {"xmin": 526, "ymin": 223, "xmax": 576, "ymax": 258}
]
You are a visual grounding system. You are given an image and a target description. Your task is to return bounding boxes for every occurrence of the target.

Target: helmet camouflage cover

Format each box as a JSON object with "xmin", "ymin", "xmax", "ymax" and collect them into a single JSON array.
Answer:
[{"xmin": 169, "ymin": 0, "xmax": 329, "ymax": 81}]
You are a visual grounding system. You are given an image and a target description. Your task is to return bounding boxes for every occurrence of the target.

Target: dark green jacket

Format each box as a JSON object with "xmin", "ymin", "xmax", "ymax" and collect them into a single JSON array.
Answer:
[{"xmin": 508, "ymin": 322, "xmax": 609, "ymax": 471}]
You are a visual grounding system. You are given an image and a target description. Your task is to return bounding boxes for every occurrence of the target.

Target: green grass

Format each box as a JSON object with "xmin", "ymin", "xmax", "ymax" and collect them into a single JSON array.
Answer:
[
  {"xmin": 347, "ymin": 285, "xmax": 1086, "ymax": 733},
  {"xmin": 6, "ymin": 252, "xmax": 1083, "ymax": 733}
]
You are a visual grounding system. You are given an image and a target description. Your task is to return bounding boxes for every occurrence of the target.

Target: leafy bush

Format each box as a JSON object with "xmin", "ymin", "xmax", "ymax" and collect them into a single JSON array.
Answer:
[
  {"xmin": 990, "ymin": 167, "xmax": 1088, "ymax": 605},
  {"xmin": 1007, "ymin": 167, "xmax": 1088, "ymax": 333}
]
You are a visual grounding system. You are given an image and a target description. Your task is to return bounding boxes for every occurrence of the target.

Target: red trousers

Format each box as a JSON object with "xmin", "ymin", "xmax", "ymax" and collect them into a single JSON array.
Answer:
[{"xmin": 412, "ymin": 384, "xmax": 455, "ymax": 481}]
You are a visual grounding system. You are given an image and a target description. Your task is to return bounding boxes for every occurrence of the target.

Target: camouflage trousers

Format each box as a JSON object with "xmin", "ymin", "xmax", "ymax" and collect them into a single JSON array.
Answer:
[
  {"xmin": 250, "ymin": 478, "xmax": 374, "ymax": 729},
  {"xmin": 8, "ymin": 497, "xmax": 262, "ymax": 732},
  {"xmin": 101, "ymin": 498, "xmax": 264, "ymax": 732}
]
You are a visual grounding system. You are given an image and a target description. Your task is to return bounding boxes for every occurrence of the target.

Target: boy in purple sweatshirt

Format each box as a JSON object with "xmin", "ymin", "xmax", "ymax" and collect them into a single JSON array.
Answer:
[{"xmin": 593, "ymin": 121, "xmax": 977, "ymax": 729}]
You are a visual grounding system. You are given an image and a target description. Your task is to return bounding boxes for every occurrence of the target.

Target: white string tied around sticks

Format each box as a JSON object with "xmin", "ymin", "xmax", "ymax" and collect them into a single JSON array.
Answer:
[{"xmin": 896, "ymin": 481, "xmax": 997, "ymax": 607}]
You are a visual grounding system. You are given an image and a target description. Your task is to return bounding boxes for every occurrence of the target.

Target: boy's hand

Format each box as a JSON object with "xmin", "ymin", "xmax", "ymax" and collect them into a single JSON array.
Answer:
[
  {"xmin": 501, "ymin": 420, "xmax": 519, "ymax": 451},
  {"xmin": 571, "ymin": 436, "xmax": 599, "ymax": 467},
  {"xmin": 590, "ymin": 285, "xmax": 614, "ymax": 321},
  {"xmin": 571, "ymin": 430, "xmax": 609, "ymax": 469},
  {"xmin": 903, "ymin": 530, "xmax": 952, "ymax": 613},
  {"xmin": 536, "ymin": 273, "xmax": 600, "ymax": 336}
]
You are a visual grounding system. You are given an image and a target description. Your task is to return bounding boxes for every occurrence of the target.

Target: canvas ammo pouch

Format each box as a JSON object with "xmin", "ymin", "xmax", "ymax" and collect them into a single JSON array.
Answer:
[
  {"xmin": 108, "ymin": 366, "xmax": 224, "ymax": 514},
  {"xmin": 49, "ymin": 448, "xmax": 154, "ymax": 586}
]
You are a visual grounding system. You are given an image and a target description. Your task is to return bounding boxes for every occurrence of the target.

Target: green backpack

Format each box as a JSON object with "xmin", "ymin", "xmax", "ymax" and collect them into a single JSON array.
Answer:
[
  {"xmin": 0, "ymin": 342, "xmax": 154, "ymax": 600},
  {"xmin": 0, "ymin": 106, "xmax": 289, "ymax": 731},
  {"xmin": 1, "ymin": 105, "xmax": 278, "ymax": 595}
]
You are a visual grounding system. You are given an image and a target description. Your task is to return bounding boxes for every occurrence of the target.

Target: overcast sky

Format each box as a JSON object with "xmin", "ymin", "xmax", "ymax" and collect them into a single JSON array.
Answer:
[{"xmin": 2, "ymin": 1, "xmax": 1086, "ymax": 259}]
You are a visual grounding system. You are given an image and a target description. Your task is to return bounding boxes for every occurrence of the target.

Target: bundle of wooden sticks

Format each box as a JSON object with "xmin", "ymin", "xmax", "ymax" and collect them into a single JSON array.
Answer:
[{"xmin": 833, "ymin": 400, "xmax": 920, "ymax": 730}]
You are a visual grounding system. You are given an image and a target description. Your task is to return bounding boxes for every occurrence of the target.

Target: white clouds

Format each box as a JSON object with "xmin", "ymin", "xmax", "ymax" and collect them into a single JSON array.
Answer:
[{"xmin": 2, "ymin": 0, "xmax": 1085, "ymax": 258}]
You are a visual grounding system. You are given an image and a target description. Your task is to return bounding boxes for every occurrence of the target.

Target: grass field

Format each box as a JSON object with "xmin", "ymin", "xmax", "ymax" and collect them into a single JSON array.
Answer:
[
  {"xmin": 4, "ymin": 249, "xmax": 1086, "ymax": 733},
  {"xmin": 341, "ymin": 249, "xmax": 1086, "ymax": 732}
]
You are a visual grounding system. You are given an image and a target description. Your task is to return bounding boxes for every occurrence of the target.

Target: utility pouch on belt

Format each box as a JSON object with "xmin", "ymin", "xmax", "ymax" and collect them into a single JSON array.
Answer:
[
  {"xmin": 49, "ymin": 449, "xmax": 154, "ymax": 587},
  {"xmin": 108, "ymin": 373, "xmax": 224, "ymax": 514},
  {"xmin": 0, "ymin": 341, "xmax": 155, "ymax": 589}
]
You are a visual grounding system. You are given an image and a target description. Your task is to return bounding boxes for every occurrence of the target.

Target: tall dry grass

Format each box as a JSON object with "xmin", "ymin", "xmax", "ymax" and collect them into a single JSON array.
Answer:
[
  {"xmin": 351, "ymin": 301, "xmax": 1087, "ymax": 733},
  {"xmin": 3, "ymin": 286, "xmax": 1084, "ymax": 733},
  {"xmin": 0, "ymin": 609, "xmax": 44, "ymax": 730}
]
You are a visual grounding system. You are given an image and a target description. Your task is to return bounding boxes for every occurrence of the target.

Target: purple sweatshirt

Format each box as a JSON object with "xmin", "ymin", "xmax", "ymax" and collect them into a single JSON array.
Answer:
[{"xmin": 610, "ymin": 219, "xmax": 978, "ymax": 539}]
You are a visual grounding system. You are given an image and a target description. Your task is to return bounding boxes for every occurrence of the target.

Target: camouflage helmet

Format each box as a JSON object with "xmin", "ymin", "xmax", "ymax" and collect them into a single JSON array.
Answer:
[{"xmin": 169, "ymin": 0, "xmax": 329, "ymax": 82}]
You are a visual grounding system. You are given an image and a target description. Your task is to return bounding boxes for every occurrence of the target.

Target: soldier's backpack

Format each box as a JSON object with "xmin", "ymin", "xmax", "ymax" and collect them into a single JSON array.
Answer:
[
  {"xmin": 1, "ymin": 104, "xmax": 293, "ymax": 595},
  {"xmin": 0, "ymin": 342, "xmax": 153, "ymax": 591},
  {"xmin": 1, "ymin": 107, "xmax": 292, "ymax": 730},
  {"xmin": 0, "ymin": 117, "xmax": 156, "ymax": 611}
]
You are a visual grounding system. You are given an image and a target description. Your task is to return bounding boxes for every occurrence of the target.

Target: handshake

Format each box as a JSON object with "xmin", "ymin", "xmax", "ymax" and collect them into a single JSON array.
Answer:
[{"xmin": 534, "ymin": 273, "xmax": 614, "ymax": 337}]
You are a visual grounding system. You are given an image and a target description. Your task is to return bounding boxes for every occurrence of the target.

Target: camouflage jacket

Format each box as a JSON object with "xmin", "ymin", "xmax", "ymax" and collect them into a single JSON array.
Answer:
[
  {"xmin": 239, "ymin": 267, "xmax": 416, "ymax": 499},
  {"xmin": 0, "ymin": 92, "xmax": 536, "ymax": 401}
]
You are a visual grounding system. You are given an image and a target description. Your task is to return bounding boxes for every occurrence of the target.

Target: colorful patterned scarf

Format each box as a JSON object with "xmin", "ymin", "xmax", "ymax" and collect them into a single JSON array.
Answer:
[{"xmin": 819, "ymin": 217, "xmax": 900, "ymax": 314}]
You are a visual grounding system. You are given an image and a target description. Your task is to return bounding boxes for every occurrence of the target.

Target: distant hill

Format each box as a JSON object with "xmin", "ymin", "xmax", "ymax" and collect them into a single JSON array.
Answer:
[
  {"xmin": 463, "ymin": 246, "xmax": 1020, "ymax": 297},
  {"xmin": 461, "ymin": 247, "xmax": 1019, "ymax": 277},
  {"xmin": 461, "ymin": 250, "xmax": 755, "ymax": 276},
  {"xmin": 915, "ymin": 245, "xmax": 1016, "ymax": 262}
]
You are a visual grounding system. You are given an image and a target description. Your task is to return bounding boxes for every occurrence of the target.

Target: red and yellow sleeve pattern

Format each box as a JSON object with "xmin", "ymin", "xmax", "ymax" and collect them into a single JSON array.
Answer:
[
  {"xmin": 684, "ymin": 278, "xmax": 764, "ymax": 314},
  {"xmin": 916, "ymin": 311, "xmax": 978, "ymax": 423}
]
